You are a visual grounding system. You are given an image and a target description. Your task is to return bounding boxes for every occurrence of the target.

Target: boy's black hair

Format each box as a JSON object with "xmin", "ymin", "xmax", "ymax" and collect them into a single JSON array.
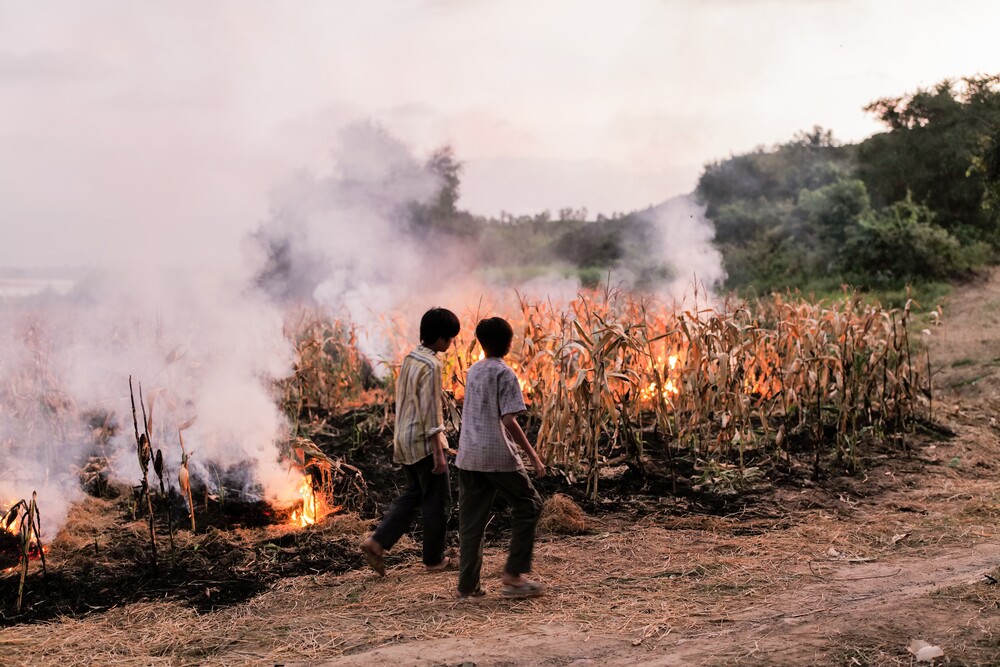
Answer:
[
  {"xmin": 420, "ymin": 307, "xmax": 461, "ymax": 345},
  {"xmin": 475, "ymin": 317, "xmax": 514, "ymax": 357}
]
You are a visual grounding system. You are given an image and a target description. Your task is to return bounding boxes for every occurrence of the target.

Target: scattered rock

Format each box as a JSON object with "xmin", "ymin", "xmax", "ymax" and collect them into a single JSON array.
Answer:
[{"xmin": 908, "ymin": 639, "xmax": 944, "ymax": 662}]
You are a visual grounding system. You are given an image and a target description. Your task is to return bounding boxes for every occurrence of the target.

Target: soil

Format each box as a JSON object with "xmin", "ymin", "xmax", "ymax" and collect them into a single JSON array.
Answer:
[{"xmin": 3, "ymin": 271, "xmax": 1000, "ymax": 665}]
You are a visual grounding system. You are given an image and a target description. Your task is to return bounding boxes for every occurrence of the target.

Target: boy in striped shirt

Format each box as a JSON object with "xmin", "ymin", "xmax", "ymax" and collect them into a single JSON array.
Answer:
[{"xmin": 360, "ymin": 307, "xmax": 460, "ymax": 576}]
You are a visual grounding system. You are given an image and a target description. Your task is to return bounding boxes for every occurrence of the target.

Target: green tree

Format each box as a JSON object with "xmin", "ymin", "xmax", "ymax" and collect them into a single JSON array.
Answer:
[
  {"xmin": 972, "ymin": 126, "xmax": 1000, "ymax": 214},
  {"xmin": 698, "ymin": 126, "xmax": 852, "ymax": 219},
  {"xmin": 798, "ymin": 178, "xmax": 871, "ymax": 271},
  {"xmin": 425, "ymin": 146, "xmax": 461, "ymax": 217},
  {"xmin": 408, "ymin": 145, "xmax": 481, "ymax": 239},
  {"xmin": 857, "ymin": 75, "xmax": 1000, "ymax": 244}
]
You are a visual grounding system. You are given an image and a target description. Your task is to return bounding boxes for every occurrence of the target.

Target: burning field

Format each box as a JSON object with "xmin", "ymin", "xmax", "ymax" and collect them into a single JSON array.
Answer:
[
  {"xmin": 0, "ymin": 282, "xmax": 946, "ymax": 642},
  {"xmin": 5, "ymin": 233, "xmax": 1000, "ymax": 667}
]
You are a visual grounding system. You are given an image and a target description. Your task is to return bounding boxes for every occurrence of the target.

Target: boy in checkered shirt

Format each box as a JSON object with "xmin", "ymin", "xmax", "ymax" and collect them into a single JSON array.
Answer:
[{"xmin": 455, "ymin": 316, "xmax": 546, "ymax": 599}]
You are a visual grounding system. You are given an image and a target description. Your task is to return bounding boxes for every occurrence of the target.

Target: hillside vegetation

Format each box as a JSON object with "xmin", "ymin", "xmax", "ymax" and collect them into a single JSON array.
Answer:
[
  {"xmin": 700, "ymin": 75, "xmax": 1000, "ymax": 292},
  {"xmin": 393, "ymin": 75, "xmax": 1000, "ymax": 296}
]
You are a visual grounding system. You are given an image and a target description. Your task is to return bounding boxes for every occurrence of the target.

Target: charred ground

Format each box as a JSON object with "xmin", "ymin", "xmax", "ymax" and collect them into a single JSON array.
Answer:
[{"xmin": 0, "ymin": 398, "xmax": 954, "ymax": 630}]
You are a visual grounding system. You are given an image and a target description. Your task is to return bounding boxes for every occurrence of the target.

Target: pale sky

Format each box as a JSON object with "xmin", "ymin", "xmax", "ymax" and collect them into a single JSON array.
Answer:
[{"xmin": 2, "ymin": 0, "xmax": 998, "ymax": 268}]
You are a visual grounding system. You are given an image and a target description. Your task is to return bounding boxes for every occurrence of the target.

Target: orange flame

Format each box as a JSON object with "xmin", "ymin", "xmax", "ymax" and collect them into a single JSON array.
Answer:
[
  {"xmin": 289, "ymin": 475, "xmax": 322, "ymax": 527},
  {"xmin": 508, "ymin": 360, "xmax": 532, "ymax": 396},
  {"xmin": 2, "ymin": 517, "xmax": 17, "ymax": 573},
  {"xmin": 287, "ymin": 474, "xmax": 343, "ymax": 527},
  {"xmin": 467, "ymin": 350, "xmax": 532, "ymax": 397},
  {"xmin": 640, "ymin": 355, "xmax": 680, "ymax": 404},
  {"xmin": 1, "ymin": 502, "xmax": 47, "ymax": 573},
  {"xmin": 3, "ymin": 501, "xmax": 24, "ymax": 538}
]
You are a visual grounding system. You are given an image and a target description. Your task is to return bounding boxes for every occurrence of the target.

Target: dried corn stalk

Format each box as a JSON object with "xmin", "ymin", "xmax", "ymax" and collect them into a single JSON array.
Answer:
[
  {"xmin": 282, "ymin": 288, "xmax": 930, "ymax": 500},
  {"xmin": 3, "ymin": 493, "xmax": 46, "ymax": 612}
]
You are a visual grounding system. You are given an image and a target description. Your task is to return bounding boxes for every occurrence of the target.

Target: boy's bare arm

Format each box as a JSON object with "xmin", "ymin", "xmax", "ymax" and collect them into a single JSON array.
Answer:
[
  {"xmin": 431, "ymin": 431, "xmax": 448, "ymax": 474},
  {"xmin": 501, "ymin": 413, "xmax": 546, "ymax": 477}
]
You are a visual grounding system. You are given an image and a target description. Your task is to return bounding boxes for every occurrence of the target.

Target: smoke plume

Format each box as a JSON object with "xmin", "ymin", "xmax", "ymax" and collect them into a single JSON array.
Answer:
[{"xmin": 1, "ymin": 120, "xmax": 725, "ymax": 539}]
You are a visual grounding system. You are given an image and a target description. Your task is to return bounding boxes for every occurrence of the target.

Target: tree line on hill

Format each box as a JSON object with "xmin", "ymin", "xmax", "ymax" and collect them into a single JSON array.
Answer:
[
  {"xmin": 698, "ymin": 74, "xmax": 1000, "ymax": 291},
  {"xmin": 256, "ymin": 74, "xmax": 1000, "ymax": 298},
  {"xmin": 417, "ymin": 75, "xmax": 1000, "ymax": 293},
  {"xmin": 406, "ymin": 147, "xmax": 673, "ymax": 289}
]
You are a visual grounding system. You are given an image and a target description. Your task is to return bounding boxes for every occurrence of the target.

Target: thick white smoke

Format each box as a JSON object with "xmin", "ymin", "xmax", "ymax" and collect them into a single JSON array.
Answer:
[
  {"xmin": 252, "ymin": 121, "xmax": 470, "ymax": 367},
  {"xmin": 1, "ymin": 120, "xmax": 727, "ymax": 539},
  {"xmin": 252, "ymin": 123, "xmax": 727, "ymax": 363},
  {"xmin": 0, "ymin": 264, "xmax": 300, "ymax": 538},
  {"xmin": 638, "ymin": 194, "xmax": 727, "ymax": 303}
]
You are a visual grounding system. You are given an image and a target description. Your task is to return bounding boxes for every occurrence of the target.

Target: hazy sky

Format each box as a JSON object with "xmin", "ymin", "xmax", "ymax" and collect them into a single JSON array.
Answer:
[{"xmin": 2, "ymin": 0, "xmax": 998, "ymax": 268}]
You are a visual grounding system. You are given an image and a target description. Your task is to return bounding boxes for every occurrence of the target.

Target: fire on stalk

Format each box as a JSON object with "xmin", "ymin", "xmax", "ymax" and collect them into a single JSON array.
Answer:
[{"xmin": 288, "ymin": 474, "xmax": 339, "ymax": 527}]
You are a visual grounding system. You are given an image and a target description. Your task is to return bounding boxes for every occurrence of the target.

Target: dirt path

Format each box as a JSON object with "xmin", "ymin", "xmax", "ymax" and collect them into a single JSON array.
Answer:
[
  {"xmin": 928, "ymin": 268, "xmax": 1000, "ymax": 407},
  {"xmin": 319, "ymin": 498, "xmax": 1000, "ymax": 667},
  {"xmin": 322, "ymin": 272, "xmax": 1000, "ymax": 667},
  {"xmin": 327, "ymin": 540, "xmax": 1000, "ymax": 667},
  {"xmin": 3, "ymin": 274, "xmax": 1000, "ymax": 666}
]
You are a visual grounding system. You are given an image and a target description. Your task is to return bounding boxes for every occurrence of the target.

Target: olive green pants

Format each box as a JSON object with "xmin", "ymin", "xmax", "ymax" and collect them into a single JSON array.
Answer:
[{"xmin": 457, "ymin": 467, "xmax": 542, "ymax": 595}]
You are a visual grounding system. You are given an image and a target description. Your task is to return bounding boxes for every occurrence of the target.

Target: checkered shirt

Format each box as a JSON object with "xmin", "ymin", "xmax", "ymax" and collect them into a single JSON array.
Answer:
[
  {"xmin": 456, "ymin": 357, "xmax": 527, "ymax": 472},
  {"xmin": 393, "ymin": 345, "xmax": 446, "ymax": 465}
]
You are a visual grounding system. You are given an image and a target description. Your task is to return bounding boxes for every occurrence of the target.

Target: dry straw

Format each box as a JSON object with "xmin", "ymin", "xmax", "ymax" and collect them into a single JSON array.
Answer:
[
  {"xmin": 6, "ymin": 438, "xmax": 1000, "ymax": 665},
  {"xmin": 7, "ymin": 500, "xmax": 970, "ymax": 666},
  {"xmin": 538, "ymin": 493, "xmax": 588, "ymax": 534}
]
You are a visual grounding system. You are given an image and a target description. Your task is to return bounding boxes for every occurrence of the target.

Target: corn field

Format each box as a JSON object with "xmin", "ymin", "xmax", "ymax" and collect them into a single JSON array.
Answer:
[
  {"xmin": 287, "ymin": 287, "xmax": 932, "ymax": 500},
  {"xmin": 279, "ymin": 311, "xmax": 381, "ymax": 432}
]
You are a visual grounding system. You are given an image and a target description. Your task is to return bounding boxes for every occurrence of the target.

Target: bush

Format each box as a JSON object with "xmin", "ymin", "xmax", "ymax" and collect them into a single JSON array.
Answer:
[{"xmin": 845, "ymin": 197, "xmax": 969, "ymax": 284}]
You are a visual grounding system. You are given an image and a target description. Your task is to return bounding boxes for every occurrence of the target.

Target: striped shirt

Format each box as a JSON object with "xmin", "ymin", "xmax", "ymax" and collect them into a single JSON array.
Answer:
[
  {"xmin": 456, "ymin": 357, "xmax": 527, "ymax": 472},
  {"xmin": 393, "ymin": 345, "xmax": 446, "ymax": 465}
]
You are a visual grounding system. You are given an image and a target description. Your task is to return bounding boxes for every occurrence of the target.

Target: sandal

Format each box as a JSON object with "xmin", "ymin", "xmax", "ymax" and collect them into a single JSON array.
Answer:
[
  {"xmin": 425, "ymin": 555, "xmax": 458, "ymax": 572},
  {"xmin": 360, "ymin": 539, "xmax": 386, "ymax": 577},
  {"xmin": 456, "ymin": 587, "xmax": 486, "ymax": 599},
  {"xmin": 501, "ymin": 579, "xmax": 545, "ymax": 598}
]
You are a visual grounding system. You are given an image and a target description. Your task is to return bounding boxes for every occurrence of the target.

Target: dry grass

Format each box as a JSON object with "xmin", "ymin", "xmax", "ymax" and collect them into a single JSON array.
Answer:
[
  {"xmin": 48, "ymin": 496, "xmax": 121, "ymax": 552},
  {"xmin": 4, "ymin": 444, "xmax": 1000, "ymax": 667},
  {"xmin": 1, "ymin": 522, "xmax": 792, "ymax": 665}
]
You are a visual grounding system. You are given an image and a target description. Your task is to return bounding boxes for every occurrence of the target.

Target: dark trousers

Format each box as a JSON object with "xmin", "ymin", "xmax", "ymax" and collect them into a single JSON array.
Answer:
[
  {"xmin": 372, "ymin": 455, "xmax": 451, "ymax": 567},
  {"xmin": 457, "ymin": 467, "xmax": 543, "ymax": 594}
]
